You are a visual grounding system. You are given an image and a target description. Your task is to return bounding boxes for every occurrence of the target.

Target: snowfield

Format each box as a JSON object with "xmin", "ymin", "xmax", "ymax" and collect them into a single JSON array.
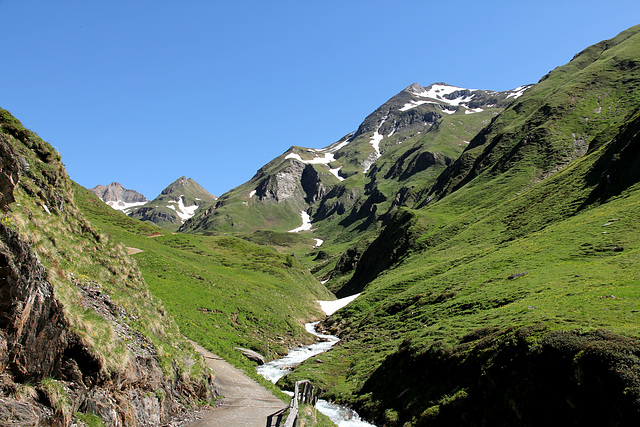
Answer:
[
  {"xmin": 409, "ymin": 83, "xmax": 477, "ymax": 106},
  {"xmin": 318, "ymin": 293, "xmax": 361, "ymax": 316},
  {"xmin": 507, "ymin": 85, "xmax": 530, "ymax": 99},
  {"xmin": 329, "ymin": 167, "xmax": 345, "ymax": 181},
  {"xmin": 166, "ymin": 195, "xmax": 199, "ymax": 223},
  {"xmin": 285, "ymin": 152, "xmax": 335, "ymax": 165},
  {"xmin": 288, "ymin": 210, "xmax": 312, "ymax": 232},
  {"xmin": 107, "ymin": 200, "xmax": 147, "ymax": 213}
]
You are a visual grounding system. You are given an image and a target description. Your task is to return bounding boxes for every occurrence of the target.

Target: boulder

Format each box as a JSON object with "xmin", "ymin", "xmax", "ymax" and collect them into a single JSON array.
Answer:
[{"xmin": 234, "ymin": 347, "xmax": 265, "ymax": 365}]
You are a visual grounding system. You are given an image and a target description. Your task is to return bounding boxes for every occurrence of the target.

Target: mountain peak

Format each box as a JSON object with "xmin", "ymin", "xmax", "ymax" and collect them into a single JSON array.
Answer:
[
  {"xmin": 128, "ymin": 177, "xmax": 217, "ymax": 231},
  {"xmin": 160, "ymin": 176, "xmax": 216, "ymax": 200},
  {"xmin": 403, "ymin": 82, "xmax": 425, "ymax": 93},
  {"xmin": 90, "ymin": 182, "xmax": 147, "ymax": 212}
]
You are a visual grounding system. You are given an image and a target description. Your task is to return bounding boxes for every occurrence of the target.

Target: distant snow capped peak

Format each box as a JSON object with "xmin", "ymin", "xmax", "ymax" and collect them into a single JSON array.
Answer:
[
  {"xmin": 90, "ymin": 182, "xmax": 147, "ymax": 214},
  {"xmin": 412, "ymin": 83, "xmax": 477, "ymax": 106},
  {"xmin": 400, "ymin": 82, "xmax": 531, "ymax": 114}
]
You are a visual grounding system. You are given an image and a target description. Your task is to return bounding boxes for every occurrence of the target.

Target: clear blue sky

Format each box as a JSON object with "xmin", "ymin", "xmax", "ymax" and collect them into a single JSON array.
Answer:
[{"xmin": 1, "ymin": 1, "xmax": 638, "ymax": 198}]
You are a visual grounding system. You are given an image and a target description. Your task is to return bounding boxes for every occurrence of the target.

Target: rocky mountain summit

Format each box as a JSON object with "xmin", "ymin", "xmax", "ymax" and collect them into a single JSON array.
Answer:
[
  {"xmin": 90, "ymin": 182, "xmax": 147, "ymax": 213},
  {"xmin": 129, "ymin": 176, "xmax": 217, "ymax": 231},
  {"xmin": 181, "ymin": 82, "xmax": 528, "ymax": 236}
]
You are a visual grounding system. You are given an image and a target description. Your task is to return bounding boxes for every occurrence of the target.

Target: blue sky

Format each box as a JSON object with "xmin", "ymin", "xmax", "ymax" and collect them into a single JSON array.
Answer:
[{"xmin": 1, "ymin": 1, "xmax": 639, "ymax": 198}]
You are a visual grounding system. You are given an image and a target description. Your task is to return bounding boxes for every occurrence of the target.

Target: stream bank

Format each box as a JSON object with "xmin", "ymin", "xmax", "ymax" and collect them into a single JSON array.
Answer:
[{"xmin": 256, "ymin": 295, "xmax": 376, "ymax": 427}]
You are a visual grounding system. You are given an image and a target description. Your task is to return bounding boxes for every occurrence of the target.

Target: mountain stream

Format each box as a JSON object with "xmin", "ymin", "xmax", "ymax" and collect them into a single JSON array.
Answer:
[{"xmin": 256, "ymin": 294, "xmax": 376, "ymax": 427}]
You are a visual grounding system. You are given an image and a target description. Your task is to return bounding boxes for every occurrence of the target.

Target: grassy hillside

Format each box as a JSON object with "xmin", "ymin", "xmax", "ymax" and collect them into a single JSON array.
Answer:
[
  {"xmin": 73, "ymin": 183, "xmax": 334, "ymax": 376},
  {"xmin": 280, "ymin": 25, "xmax": 640, "ymax": 426},
  {"xmin": 0, "ymin": 108, "xmax": 214, "ymax": 425}
]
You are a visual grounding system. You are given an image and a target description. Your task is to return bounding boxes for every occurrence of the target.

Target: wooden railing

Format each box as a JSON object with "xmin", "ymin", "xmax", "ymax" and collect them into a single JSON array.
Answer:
[{"xmin": 283, "ymin": 380, "xmax": 319, "ymax": 427}]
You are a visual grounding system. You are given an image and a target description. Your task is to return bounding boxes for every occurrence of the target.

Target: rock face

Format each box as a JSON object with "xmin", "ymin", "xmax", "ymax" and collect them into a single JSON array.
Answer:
[
  {"xmin": 0, "ymin": 110, "xmax": 215, "ymax": 425},
  {"xmin": 91, "ymin": 182, "xmax": 146, "ymax": 204},
  {"xmin": 255, "ymin": 160, "xmax": 307, "ymax": 202}
]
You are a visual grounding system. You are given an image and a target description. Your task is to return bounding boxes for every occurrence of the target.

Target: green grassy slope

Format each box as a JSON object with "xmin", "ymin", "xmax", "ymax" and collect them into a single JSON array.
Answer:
[
  {"xmin": 0, "ymin": 108, "xmax": 214, "ymax": 424},
  {"xmin": 280, "ymin": 25, "xmax": 640, "ymax": 426},
  {"xmin": 73, "ymin": 183, "xmax": 334, "ymax": 375}
]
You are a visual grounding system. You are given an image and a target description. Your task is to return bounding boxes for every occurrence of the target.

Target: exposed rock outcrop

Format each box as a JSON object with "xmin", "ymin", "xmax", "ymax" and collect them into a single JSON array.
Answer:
[
  {"xmin": 0, "ymin": 111, "xmax": 216, "ymax": 425},
  {"xmin": 255, "ymin": 159, "xmax": 307, "ymax": 202},
  {"xmin": 91, "ymin": 182, "xmax": 147, "ymax": 204}
]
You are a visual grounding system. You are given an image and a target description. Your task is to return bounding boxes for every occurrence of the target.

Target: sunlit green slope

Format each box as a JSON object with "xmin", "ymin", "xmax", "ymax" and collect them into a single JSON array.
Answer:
[{"xmin": 282, "ymin": 24, "xmax": 640, "ymax": 426}]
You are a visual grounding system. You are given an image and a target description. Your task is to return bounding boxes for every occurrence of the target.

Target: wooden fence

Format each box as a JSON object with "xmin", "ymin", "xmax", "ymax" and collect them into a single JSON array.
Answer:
[{"xmin": 283, "ymin": 380, "xmax": 319, "ymax": 427}]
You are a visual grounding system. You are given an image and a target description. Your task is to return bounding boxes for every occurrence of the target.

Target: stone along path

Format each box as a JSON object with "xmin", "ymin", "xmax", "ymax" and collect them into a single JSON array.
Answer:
[{"xmin": 188, "ymin": 341, "xmax": 287, "ymax": 427}]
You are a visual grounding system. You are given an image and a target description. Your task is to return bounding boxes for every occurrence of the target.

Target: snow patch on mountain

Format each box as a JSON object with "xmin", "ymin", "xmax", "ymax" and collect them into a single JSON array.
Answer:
[
  {"xmin": 364, "ymin": 117, "xmax": 387, "ymax": 173},
  {"xmin": 107, "ymin": 200, "xmax": 147, "ymax": 213},
  {"xmin": 285, "ymin": 152, "xmax": 335, "ymax": 165},
  {"xmin": 318, "ymin": 293, "xmax": 361, "ymax": 316},
  {"xmin": 399, "ymin": 98, "xmax": 460, "ymax": 115},
  {"xmin": 370, "ymin": 131, "xmax": 383, "ymax": 158},
  {"xmin": 410, "ymin": 83, "xmax": 478, "ymax": 106},
  {"xmin": 507, "ymin": 85, "xmax": 531, "ymax": 99},
  {"xmin": 289, "ymin": 211, "xmax": 312, "ymax": 233},
  {"xmin": 399, "ymin": 99, "xmax": 438, "ymax": 111},
  {"xmin": 166, "ymin": 195, "xmax": 199, "ymax": 223},
  {"xmin": 329, "ymin": 167, "xmax": 345, "ymax": 181},
  {"xmin": 249, "ymin": 190, "xmax": 256, "ymax": 198},
  {"xmin": 318, "ymin": 133, "xmax": 355, "ymax": 153}
]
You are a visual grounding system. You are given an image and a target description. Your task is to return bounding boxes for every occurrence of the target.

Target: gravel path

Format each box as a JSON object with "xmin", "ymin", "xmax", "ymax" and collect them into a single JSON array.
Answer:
[{"xmin": 187, "ymin": 341, "xmax": 288, "ymax": 427}]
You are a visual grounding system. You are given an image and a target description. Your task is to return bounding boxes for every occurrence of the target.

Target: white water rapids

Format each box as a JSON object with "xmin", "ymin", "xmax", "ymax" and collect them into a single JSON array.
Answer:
[{"xmin": 256, "ymin": 294, "xmax": 376, "ymax": 427}]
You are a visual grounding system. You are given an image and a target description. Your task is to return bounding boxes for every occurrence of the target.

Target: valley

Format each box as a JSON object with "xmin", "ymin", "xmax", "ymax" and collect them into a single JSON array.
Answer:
[{"xmin": 1, "ymin": 23, "xmax": 640, "ymax": 427}]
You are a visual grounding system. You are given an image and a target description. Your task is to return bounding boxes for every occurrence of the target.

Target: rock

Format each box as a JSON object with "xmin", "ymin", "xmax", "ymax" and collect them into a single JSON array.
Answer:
[
  {"xmin": 507, "ymin": 271, "xmax": 529, "ymax": 280},
  {"xmin": 0, "ymin": 397, "xmax": 45, "ymax": 425},
  {"xmin": 255, "ymin": 160, "xmax": 306, "ymax": 202},
  {"xmin": 0, "ymin": 121, "xmax": 216, "ymax": 425},
  {"xmin": 234, "ymin": 347, "xmax": 265, "ymax": 365},
  {"xmin": 90, "ymin": 182, "xmax": 147, "ymax": 204},
  {"xmin": 0, "ymin": 135, "xmax": 19, "ymax": 210}
]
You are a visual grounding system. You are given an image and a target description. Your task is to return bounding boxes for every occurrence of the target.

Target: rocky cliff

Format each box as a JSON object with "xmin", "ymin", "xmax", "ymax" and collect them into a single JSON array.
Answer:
[
  {"xmin": 91, "ymin": 182, "xmax": 147, "ymax": 212},
  {"xmin": 91, "ymin": 182, "xmax": 147, "ymax": 204},
  {"xmin": 0, "ymin": 109, "xmax": 215, "ymax": 425}
]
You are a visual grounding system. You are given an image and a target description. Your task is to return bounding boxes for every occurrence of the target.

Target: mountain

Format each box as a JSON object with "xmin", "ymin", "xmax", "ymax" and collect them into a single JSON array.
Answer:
[
  {"xmin": 5, "ymin": 20, "xmax": 640, "ymax": 427},
  {"xmin": 278, "ymin": 24, "xmax": 640, "ymax": 425},
  {"xmin": 128, "ymin": 176, "xmax": 217, "ymax": 231},
  {"xmin": 181, "ymin": 83, "xmax": 529, "ymax": 243},
  {"xmin": 0, "ymin": 109, "xmax": 214, "ymax": 424},
  {"xmin": 90, "ymin": 181, "xmax": 147, "ymax": 212}
]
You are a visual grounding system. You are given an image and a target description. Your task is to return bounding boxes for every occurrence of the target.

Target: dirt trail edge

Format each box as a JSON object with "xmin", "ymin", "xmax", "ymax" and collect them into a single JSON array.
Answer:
[{"xmin": 188, "ymin": 340, "xmax": 288, "ymax": 427}]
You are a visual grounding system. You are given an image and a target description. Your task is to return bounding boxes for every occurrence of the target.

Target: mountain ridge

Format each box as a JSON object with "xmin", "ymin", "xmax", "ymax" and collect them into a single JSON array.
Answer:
[
  {"xmin": 90, "ymin": 182, "xmax": 147, "ymax": 213},
  {"xmin": 128, "ymin": 176, "xmax": 217, "ymax": 231},
  {"xmin": 180, "ymin": 82, "xmax": 527, "ymax": 241}
]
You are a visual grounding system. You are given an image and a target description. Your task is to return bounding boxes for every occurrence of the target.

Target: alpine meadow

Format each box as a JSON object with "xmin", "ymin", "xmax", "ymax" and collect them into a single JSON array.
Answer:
[{"xmin": 2, "ymin": 23, "xmax": 640, "ymax": 427}]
